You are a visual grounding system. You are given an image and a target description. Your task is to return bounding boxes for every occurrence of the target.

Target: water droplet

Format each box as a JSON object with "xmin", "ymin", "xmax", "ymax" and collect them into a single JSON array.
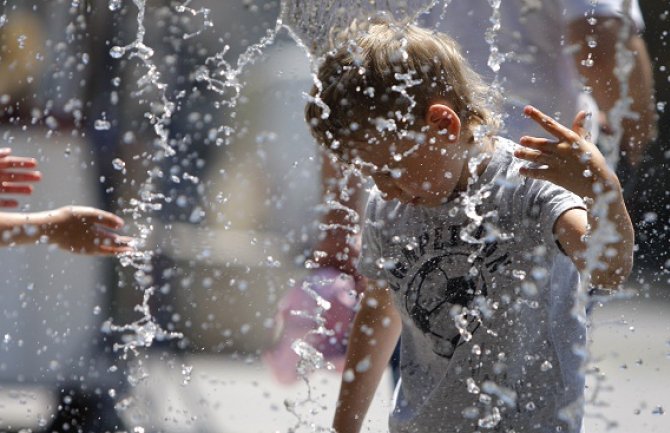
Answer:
[
  {"xmin": 581, "ymin": 56, "xmax": 594, "ymax": 68},
  {"xmin": 16, "ymin": 35, "xmax": 27, "ymax": 49},
  {"xmin": 45, "ymin": 116, "xmax": 59, "ymax": 130},
  {"xmin": 94, "ymin": 119, "xmax": 111, "ymax": 130},
  {"xmin": 467, "ymin": 378, "xmax": 480, "ymax": 394},
  {"xmin": 108, "ymin": 0, "xmax": 121, "ymax": 11},
  {"xmin": 355, "ymin": 356, "xmax": 371, "ymax": 373},
  {"xmin": 512, "ymin": 269, "xmax": 526, "ymax": 279},
  {"xmin": 478, "ymin": 407, "xmax": 501, "ymax": 428},
  {"xmin": 582, "ymin": 169, "xmax": 592, "ymax": 178},
  {"xmin": 531, "ymin": 267, "xmax": 547, "ymax": 280},
  {"xmin": 343, "ymin": 369, "xmax": 355, "ymax": 382},
  {"xmin": 112, "ymin": 158, "xmax": 126, "ymax": 171},
  {"xmin": 109, "ymin": 46, "xmax": 125, "ymax": 59},
  {"xmin": 462, "ymin": 406, "xmax": 480, "ymax": 419},
  {"xmin": 93, "ymin": 305, "xmax": 101, "ymax": 315},
  {"xmin": 521, "ymin": 281, "xmax": 538, "ymax": 296},
  {"xmin": 540, "ymin": 360, "xmax": 553, "ymax": 371},
  {"xmin": 181, "ymin": 364, "xmax": 193, "ymax": 386},
  {"xmin": 651, "ymin": 405, "xmax": 664, "ymax": 415}
]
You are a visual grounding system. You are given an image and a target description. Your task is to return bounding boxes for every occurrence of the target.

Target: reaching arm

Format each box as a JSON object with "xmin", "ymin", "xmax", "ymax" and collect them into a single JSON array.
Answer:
[
  {"xmin": 0, "ymin": 206, "xmax": 133, "ymax": 255},
  {"xmin": 568, "ymin": 16, "xmax": 657, "ymax": 167},
  {"xmin": 515, "ymin": 106, "xmax": 634, "ymax": 288},
  {"xmin": 333, "ymin": 278, "xmax": 402, "ymax": 433}
]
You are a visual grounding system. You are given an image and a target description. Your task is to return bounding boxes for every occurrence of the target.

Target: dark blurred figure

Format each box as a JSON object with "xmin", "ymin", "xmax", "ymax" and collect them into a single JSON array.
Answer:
[{"xmin": 629, "ymin": 1, "xmax": 670, "ymax": 281}]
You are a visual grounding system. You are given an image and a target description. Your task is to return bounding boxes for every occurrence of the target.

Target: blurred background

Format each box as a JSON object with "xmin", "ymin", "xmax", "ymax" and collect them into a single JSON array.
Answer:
[{"xmin": 0, "ymin": 1, "xmax": 667, "ymax": 432}]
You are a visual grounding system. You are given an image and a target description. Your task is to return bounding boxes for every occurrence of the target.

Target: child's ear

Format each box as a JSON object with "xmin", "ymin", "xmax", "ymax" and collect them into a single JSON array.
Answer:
[{"xmin": 426, "ymin": 103, "xmax": 461, "ymax": 140}]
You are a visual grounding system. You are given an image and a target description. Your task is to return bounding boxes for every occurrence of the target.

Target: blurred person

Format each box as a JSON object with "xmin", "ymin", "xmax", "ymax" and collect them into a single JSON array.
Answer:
[{"xmin": 0, "ymin": 3, "xmax": 136, "ymax": 432}]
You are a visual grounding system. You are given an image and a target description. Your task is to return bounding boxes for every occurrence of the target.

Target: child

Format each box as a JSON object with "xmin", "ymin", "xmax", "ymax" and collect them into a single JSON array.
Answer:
[
  {"xmin": 305, "ymin": 19, "xmax": 633, "ymax": 433},
  {"xmin": 0, "ymin": 147, "xmax": 41, "ymax": 207},
  {"xmin": 0, "ymin": 147, "xmax": 132, "ymax": 255}
]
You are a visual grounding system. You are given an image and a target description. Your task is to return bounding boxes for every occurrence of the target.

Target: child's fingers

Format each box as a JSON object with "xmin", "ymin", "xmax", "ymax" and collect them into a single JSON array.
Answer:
[
  {"xmin": 76, "ymin": 208, "xmax": 123, "ymax": 229},
  {"xmin": 572, "ymin": 111, "xmax": 589, "ymax": 138},
  {"xmin": 519, "ymin": 136, "xmax": 556, "ymax": 152},
  {"xmin": 523, "ymin": 105, "xmax": 579, "ymax": 142},
  {"xmin": 99, "ymin": 244, "xmax": 134, "ymax": 255},
  {"xmin": 0, "ymin": 171, "xmax": 42, "ymax": 183},
  {"xmin": 513, "ymin": 147, "xmax": 554, "ymax": 166},
  {"xmin": 0, "ymin": 199, "xmax": 19, "ymax": 208},
  {"xmin": 114, "ymin": 235, "xmax": 136, "ymax": 245},
  {"xmin": 84, "ymin": 231, "xmax": 133, "ymax": 255},
  {"xmin": 97, "ymin": 235, "xmax": 135, "ymax": 254},
  {"xmin": 0, "ymin": 156, "xmax": 38, "ymax": 169},
  {"xmin": 0, "ymin": 183, "xmax": 33, "ymax": 194}
]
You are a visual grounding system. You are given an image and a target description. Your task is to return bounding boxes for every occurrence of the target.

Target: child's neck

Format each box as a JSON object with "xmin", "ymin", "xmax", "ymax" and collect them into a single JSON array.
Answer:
[{"xmin": 451, "ymin": 136, "xmax": 495, "ymax": 200}]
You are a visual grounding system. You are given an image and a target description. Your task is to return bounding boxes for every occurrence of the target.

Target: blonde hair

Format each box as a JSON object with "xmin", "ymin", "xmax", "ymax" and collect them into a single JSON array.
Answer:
[{"xmin": 305, "ymin": 18, "xmax": 498, "ymax": 157}]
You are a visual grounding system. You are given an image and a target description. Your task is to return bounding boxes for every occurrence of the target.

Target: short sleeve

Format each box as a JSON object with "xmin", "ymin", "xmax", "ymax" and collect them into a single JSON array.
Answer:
[
  {"xmin": 524, "ymin": 179, "xmax": 587, "ymax": 254},
  {"xmin": 356, "ymin": 194, "xmax": 385, "ymax": 280},
  {"xmin": 562, "ymin": 0, "xmax": 644, "ymax": 30}
]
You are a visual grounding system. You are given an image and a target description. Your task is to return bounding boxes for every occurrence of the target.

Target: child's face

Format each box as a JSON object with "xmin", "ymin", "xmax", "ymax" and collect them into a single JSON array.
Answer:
[{"xmin": 350, "ymin": 130, "xmax": 469, "ymax": 206}]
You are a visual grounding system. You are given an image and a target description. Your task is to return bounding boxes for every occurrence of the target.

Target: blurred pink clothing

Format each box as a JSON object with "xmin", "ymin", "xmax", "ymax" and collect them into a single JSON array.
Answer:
[{"xmin": 263, "ymin": 268, "xmax": 359, "ymax": 384}]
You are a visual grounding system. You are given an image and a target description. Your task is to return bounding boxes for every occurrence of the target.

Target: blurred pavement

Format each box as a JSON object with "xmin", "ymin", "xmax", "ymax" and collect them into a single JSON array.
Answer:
[{"xmin": 1, "ymin": 280, "xmax": 668, "ymax": 433}]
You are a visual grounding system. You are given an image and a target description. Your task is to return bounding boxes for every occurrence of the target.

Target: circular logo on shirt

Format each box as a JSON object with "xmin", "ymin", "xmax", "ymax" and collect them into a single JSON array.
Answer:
[{"xmin": 405, "ymin": 252, "xmax": 487, "ymax": 358}]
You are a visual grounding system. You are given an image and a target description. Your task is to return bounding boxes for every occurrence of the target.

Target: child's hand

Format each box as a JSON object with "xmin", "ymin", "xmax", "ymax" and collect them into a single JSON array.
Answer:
[
  {"xmin": 46, "ymin": 206, "xmax": 134, "ymax": 255},
  {"xmin": 0, "ymin": 147, "xmax": 41, "ymax": 207},
  {"xmin": 514, "ymin": 105, "xmax": 620, "ymax": 198}
]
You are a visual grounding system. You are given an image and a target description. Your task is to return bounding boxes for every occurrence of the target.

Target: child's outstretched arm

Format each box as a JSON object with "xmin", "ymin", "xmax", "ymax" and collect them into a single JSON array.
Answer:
[
  {"xmin": 0, "ymin": 147, "xmax": 41, "ymax": 208},
  {"xmin": 333, "ymin": 278, "xmax": 401, "ymax": 433},
  {"xmin": 514, "ymin": 106, "xmax": 634, "ymax": 288},
  {"xmin": 0, "ymin": 206, "xmax": 133, "ymax": 255}
]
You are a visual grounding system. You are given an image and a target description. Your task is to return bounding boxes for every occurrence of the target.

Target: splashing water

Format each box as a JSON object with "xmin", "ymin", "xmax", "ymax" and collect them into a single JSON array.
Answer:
[{"xmin": 3, "ymin": 0, "xmax": 651, "ymax": 430}]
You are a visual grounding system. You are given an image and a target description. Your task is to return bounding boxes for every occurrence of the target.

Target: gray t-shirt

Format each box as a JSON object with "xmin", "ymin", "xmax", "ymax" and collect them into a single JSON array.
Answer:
[{"xmin": 358, "ymin": 138, "xmax": 587, "ymax": 433}]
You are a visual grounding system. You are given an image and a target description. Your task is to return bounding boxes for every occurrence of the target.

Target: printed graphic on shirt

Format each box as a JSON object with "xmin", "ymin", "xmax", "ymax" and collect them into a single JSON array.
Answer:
[{"xmin": 387, "ymin": 224, "xmax": 511, "ymax": 358}]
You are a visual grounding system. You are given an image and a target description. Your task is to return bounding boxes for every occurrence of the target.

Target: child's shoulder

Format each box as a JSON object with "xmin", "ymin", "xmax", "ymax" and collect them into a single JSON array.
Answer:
[{"xmin": 481, "ymin": 136, "xmax": 522, "ymax": 185}]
